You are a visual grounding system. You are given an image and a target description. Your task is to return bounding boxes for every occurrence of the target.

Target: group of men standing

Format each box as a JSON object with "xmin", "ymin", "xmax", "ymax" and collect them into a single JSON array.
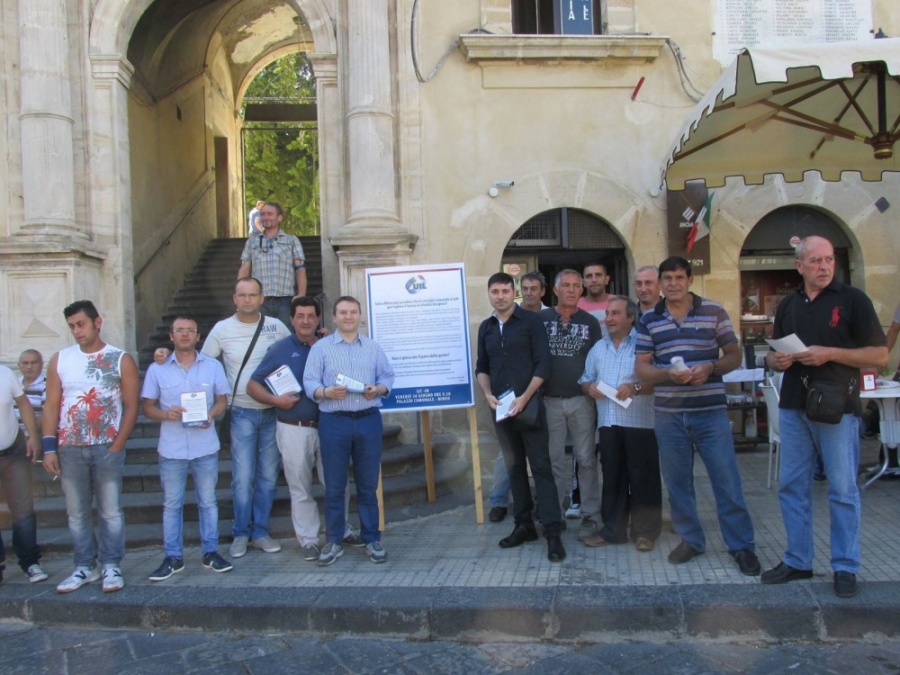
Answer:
[
  {"xmin": 0, "ymin": 228, "xmax": 885, "ymax": 601},
  {"xmin": 479, "ymin": 235, "xmax": 886, "ymax": 598}
]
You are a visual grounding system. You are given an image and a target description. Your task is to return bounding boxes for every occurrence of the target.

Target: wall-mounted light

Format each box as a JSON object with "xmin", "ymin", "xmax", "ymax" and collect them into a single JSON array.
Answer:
[{"xmin": 489, "ymin": 180, "xmax": 515, "ymax": 198}]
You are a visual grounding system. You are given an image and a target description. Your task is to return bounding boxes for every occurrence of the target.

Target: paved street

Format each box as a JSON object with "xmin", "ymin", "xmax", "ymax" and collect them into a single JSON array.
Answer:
[{"xmin": 3, "ymin": 622, "xmax": 900, "ymax": 674}]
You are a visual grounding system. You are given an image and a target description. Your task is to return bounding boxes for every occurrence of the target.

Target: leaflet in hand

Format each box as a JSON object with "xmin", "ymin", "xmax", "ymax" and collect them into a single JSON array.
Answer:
[
  {"xmin": 265, "ymin": 365, "xmax": 302, "ymax": 397},
  {"xmin": 596, "ymin": 381, "xmax": 632, "ymax": 409},
  {"xmin": 335, "ymin": 373, "xmax": 365, "ymax": 393},
  {"xmin": 765, "ymin": 334, "xmax": 808, "ymax": 355},
  {"xmin": 495, "ymin": 389, "xmax": 516, "ymax": 422},
  {"xmin": 180, "ymin": 391, "xmax": 209, "ymax": 428}
]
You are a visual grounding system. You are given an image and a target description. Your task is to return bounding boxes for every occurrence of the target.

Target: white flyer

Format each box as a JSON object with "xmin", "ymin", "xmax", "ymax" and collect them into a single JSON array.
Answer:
[
  {"xmin": 596, "ymin": 381, "xmax": 632, "ymax": 409},
  {"xmin": 495, "ymin": 389, "xmax": 516, "ymax": 422},
  {"xmin": 335, "ymin": 373, "xmax": 365, "ymax": 393},
  {"xmin": 180, "ymin": 391, "xmax": 209, "ymax": 428},
  {"xmin": 265, "ymin": 365, "xmax": 302, "ymax": 396},
  {"xmin": 765, "ymin": 334, "xmax": 809, "ymax": 355}
]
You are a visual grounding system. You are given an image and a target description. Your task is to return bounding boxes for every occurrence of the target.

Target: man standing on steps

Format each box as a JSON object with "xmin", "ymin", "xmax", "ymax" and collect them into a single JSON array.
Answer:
[
  {"xmin": 539, "ymin": 269, "xmax": 602, "ymax": 543},
  {"xmin": 238, "ymin": 202, "xmax": 307, "ymax": 330},
  {"xmin": 202, "ymin": 277, "xmax": 290, "ymax": 559},
  {"xmin": 142, "ymin": 315, "xmax": 233, "ymax": 581},
  {"xmin": 42, "ymin": 300, "xmax": 140, "ymax": 594},
  {"xmin": 247, "ymin": 297, "xmax": 361, "ymax": 562},
  {"xmin": 476, "ymin": 272, "xmax": 565, "ymax": 563},
  {"xmin": 304, "ymin": 296, "xmax": 394, "ymax": 567}
]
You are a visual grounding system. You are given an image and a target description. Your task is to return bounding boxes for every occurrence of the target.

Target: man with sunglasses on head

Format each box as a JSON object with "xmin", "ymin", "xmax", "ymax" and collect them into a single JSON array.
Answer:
[{"xmin": 238, "ymin": 201, "xmax": 307, "ymax": 329}]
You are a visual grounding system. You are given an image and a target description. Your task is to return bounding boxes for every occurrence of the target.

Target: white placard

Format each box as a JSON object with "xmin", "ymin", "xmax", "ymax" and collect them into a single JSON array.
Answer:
[
  {"xmin": 366, "ymin": 263, "xmax": 474, "ymax": 412},
  {"xmin": 265, "ymin": 364, "xmax": 302, "ymax": 396},
  {"xmin": 180, "ymin": 391, "xmax": 209, "ymax": 428}
]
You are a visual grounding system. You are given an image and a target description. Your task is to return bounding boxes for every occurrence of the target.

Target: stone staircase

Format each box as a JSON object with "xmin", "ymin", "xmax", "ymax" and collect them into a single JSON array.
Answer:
[{"xmin": 0, "ymin": 236, "xmax": 476, "ymax": 551}]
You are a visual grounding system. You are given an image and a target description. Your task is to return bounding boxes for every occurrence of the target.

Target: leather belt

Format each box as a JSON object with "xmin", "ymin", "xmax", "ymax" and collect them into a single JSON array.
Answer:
[
  {"xmin": 328, "ymin": 408, "xmax": 378, "ymax": 419},
  {"xmin": 276, "ymin": 419, "xmax": 318, "ymax": 428}
]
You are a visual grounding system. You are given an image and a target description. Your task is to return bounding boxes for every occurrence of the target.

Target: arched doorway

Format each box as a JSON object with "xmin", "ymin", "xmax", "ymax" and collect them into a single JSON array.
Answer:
[
  {"xmin": 102, "ymin": 0, "xmax": 335, "ymax": 345},
  {"xmin": 501, "ymin": 207, "xmax": 628, "ymax": 306},
  {"xmin": 738, "ymin": 205, "xmax": 852, "ymax": 347}
]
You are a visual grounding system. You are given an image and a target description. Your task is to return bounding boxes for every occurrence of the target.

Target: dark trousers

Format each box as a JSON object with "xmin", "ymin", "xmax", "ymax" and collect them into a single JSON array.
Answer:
[
  {"xmin": 0, "ymin": 431, "xmax": 40, "ymax": 572},
  {"xmin": 493, "ymin": 400, "xmax": 562, "ymax": 535},
  {"xmin": 318, "ymin": 410, "xmax": 383, "ymax": 545},
  {"xmin": 597, "ymin": 425, "xmax": 662, "ymax": 543}
]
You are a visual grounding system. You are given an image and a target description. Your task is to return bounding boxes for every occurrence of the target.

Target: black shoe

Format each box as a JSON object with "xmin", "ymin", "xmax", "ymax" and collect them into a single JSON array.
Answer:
[
  {"xmin": 733, "ymin": 549, "xmax": 761, "ymax": 576},
  {"xmin": 488, "ymin": 506, "xmax": 508, "ymax": 523},
  {"xmin": 148, "ymin": 556, "xmax": 184, "ymax": 582},
  {"xmin": 667, "ymin": 541, "xmax": 703, "ymax": 565},
  {"xmin": 760, "ymin": 561, "xmax": 814, "ymax": 584},
  {"xmin": 547, "ymin": 534, "xmax": 566, "ymax": 563},
  {"xmin": 202, "ymin": 552, "xmax": 234, "ymax": 574},
  {"xmin": 833, "ymin": 571, "xmax": 858, "ymax": 598},
  {"xmin": 499, "ymin": 524, "xmax": 539, "ymax": 549}
]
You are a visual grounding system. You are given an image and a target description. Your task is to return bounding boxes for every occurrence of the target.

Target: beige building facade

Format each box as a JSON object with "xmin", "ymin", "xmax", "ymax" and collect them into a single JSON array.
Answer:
[{"xmin": 1, "ymin": 1, "xmax": 898, "ymax": 419}]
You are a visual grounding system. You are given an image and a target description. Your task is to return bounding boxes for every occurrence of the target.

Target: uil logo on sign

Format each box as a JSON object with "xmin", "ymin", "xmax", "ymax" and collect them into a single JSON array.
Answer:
[{"xmin": 405, "ymin": 275, "xmax": 427, "ymax": 294}]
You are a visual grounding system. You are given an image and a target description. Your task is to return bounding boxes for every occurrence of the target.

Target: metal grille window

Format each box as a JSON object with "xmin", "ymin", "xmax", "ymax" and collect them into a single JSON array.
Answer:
[
  {"xmin": 511, "ymin": 0, "xmax": 606, "ymax": 35},
  {"xmin": 507, "ymin": 208, "xmax": 621, "ymax": 249}
]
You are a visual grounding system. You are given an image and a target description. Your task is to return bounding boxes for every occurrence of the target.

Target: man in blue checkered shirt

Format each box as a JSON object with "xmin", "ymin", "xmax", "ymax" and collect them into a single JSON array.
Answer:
[{"xmin": 578, "ymin": 296, "xmax": 661, "ymax": 552}]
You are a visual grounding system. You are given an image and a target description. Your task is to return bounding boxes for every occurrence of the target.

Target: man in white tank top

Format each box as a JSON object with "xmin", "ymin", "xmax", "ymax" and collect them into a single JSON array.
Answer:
[{"xmin": 41, "ymin": 300, "xmax": 139, "ymax": 594}]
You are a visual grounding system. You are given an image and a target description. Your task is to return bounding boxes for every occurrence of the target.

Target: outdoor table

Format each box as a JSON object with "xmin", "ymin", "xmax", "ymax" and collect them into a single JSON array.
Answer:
[{"xmin": 861, "ymin": 381, "xmax": 900, "ymax": 489}]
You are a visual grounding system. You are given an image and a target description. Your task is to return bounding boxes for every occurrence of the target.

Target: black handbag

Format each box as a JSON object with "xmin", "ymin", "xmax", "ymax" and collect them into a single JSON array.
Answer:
[
  {"xmin": 802, "ymin": 375, "xmax": 854, "ymax": 425},
  {"xmin": 509, "ymin": 395, "xmax": 542, "ymax": 430}
]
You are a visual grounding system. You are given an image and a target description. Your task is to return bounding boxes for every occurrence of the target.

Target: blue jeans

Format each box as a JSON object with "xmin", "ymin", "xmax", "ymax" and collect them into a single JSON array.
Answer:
[
  {"xmin": 230, "ymin": 406, "xmax": 280, "ymax": 540},
  {"xmin": 261, "ymin": 296, "xmax": 293, "ymax": 332},
  {"xmin": 490, "ymin": 453, "xmax": 510, "ymax": 507},
  {"xmin": 58, "ymin": 444, "xmax": 126, "ymax": 567},
  {"xmin": 779, "ymin": 409, "xmax": 860, "ymax": 573},
  {"xmin": 655, "ymin": 409, "xmax": 755, "ymax": 554},
  {"xmin": 318, "ymin": 410, "xmax": 383, "ymax": 545},
  {"xmin": 159, "ymin": 453, "xmax": 220, "ymax": 557},
  {"xmin": 0, "ymin": 432, "xmax": 40, "ymax": 572}
]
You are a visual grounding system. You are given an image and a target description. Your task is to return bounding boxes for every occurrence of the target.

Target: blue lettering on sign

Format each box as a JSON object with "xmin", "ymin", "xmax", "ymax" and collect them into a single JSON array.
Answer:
[{"xmin": 405, "ymin": 275, "xmax": 427, "ymax": 294}]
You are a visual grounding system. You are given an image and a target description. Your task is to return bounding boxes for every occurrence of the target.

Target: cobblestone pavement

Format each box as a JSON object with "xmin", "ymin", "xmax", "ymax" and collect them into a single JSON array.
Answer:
[{"xmin": 3, "ymin": 622, "xmax": 900, "ymax": 674}]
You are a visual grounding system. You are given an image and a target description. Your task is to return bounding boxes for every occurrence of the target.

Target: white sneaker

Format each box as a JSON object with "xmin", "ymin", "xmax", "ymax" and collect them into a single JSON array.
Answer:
[
  {"xmin": 57, "ymin": 567, "xmax": 100, "ymax": 594},
  {"xmin": 102, "ymin": 567, "xmax": 125, "ymax": 593},
  {"xmin": 26, "ymin": 564, "xmax": 49, "ymax": 583},
  {"xmin": 229, "ymin": 536, "xmax": 249, "ymax": 558},
  {"xmin": 565, "ymin": 503, "xmax": 582, "ymax": 519},
  {"xmin": 250, "ymin": 536, "xmax": 282, "ymax": 553}
]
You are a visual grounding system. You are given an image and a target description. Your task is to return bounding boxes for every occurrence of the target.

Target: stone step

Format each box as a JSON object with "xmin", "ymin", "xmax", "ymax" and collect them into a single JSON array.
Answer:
[{"xmin": 11, "ymin": 457, "xmax": 471, "ymax": 551}]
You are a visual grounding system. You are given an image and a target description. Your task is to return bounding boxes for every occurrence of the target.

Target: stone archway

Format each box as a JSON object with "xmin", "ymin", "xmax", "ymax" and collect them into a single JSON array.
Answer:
[{"xmin": 85, "ymin": 0, "xmax": 339, "ymax": 350}]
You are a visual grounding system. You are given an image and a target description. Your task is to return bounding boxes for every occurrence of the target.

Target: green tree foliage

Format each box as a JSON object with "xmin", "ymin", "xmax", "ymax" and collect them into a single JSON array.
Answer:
[{"xmin": 243, "ymin": 53, "xmax": 319, "ymax": 235}]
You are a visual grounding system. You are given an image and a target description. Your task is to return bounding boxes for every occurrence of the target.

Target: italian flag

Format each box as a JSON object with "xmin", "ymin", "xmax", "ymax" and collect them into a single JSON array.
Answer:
[{"xmin": 686, "ymin": 192, "xmax": 713, "ymax": 253}]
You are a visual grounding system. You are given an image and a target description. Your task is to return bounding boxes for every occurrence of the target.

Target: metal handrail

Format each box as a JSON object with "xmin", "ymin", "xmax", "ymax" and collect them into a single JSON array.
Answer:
[{"xmin": 134, "ymin": 179, "xmax": 216, "ymax": 281}]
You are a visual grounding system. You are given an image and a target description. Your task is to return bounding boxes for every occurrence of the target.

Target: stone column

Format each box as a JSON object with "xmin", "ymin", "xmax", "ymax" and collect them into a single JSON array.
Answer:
[
  {"xmin": 18, "ymin": 0, "xmax": 80, "ymax": 236},
  {"xmin": 344, "ymin": 0, "xmax": 402, "ymax": 233}
]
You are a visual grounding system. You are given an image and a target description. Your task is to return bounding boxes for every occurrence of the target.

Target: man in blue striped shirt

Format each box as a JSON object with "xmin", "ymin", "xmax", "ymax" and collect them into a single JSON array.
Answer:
[
  {"xmin": 303, "ymin": 296, "xmax": 394, "ymax": 567},
  {"xmin": 635, "ymin": 257, "xmax": 759, "ymax": 576}
]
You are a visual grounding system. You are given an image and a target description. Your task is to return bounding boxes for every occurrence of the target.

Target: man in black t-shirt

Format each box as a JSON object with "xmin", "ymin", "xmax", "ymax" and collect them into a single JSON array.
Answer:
[{"xmin": 762, "ymin": 236, "xmax": 887, "ymax": 599}]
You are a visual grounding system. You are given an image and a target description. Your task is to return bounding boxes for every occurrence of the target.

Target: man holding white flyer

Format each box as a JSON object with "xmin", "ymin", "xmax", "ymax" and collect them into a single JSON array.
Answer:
[
  {"xmin": 579, "ymin": 296, "xmax": 661, "ymax": 551},
  {"xmin": 247, "ymin": 297, "xmax": 360, "ymax": 562},
  {"xmin": 303, "ymin": 296, "xmax": 394, "ymax": 566},
  {"xmin": 141, "ymin": 316, "xmax": 232, "ymax": 580}
]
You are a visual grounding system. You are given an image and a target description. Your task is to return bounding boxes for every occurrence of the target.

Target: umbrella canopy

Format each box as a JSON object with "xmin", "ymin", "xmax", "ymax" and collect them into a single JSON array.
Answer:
[{"xmin": 663, "ymin": 38, "xmax": 900, "ymax": 189}]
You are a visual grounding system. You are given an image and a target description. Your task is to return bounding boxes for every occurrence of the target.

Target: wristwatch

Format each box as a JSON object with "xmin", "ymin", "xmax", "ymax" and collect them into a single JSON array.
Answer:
[
  {"xmin": 711, "ymin": 362, "xmax": 720, "ymax": 377},
  {"xmin": 633, "ymin": 382, "xmax": 643, "ymax": 394}
]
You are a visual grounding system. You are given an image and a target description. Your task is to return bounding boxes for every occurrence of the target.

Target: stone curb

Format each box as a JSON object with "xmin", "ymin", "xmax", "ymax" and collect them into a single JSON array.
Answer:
[{"xmin": 2, "ymin": 581, "xmax": 899, "ymax": 642}]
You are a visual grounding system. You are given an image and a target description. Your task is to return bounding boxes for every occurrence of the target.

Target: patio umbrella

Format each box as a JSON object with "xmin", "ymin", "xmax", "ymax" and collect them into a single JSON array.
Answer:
[{"xmin": 663, "ymin": 38, "xmax": 900, "ymax": 189}]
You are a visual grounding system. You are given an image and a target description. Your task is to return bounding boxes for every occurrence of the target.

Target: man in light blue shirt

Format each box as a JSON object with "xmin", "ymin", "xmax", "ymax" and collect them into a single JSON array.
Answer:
[
  {"xmin": 142, "ymin": 316, "xmax": 232, "ymax": 580},
  {"xmin": 578, "ymin": 296, "xmax": 661, "ymax": 551},
  {"xmin": 304, "ymin": 296, "xmax": 394, "ymax": 567}
]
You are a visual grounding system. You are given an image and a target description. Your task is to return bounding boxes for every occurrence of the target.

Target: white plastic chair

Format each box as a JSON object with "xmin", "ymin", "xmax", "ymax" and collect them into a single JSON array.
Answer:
[{"xmin": 759, "ymin": 382, "xmax": 781, "ymax": 489}]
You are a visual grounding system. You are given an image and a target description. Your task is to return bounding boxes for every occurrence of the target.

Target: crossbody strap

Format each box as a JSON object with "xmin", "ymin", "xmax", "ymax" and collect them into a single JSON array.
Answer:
[{"xmin": 228, "ymin": 315, "xmax": 266, "ymax": 406}]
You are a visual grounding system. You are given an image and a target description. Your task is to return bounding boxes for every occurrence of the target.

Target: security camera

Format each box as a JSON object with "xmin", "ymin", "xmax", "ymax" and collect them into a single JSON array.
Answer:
[{"xmin": 492, "ymin": 180, "xmax": 515, "ymax": 188}]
